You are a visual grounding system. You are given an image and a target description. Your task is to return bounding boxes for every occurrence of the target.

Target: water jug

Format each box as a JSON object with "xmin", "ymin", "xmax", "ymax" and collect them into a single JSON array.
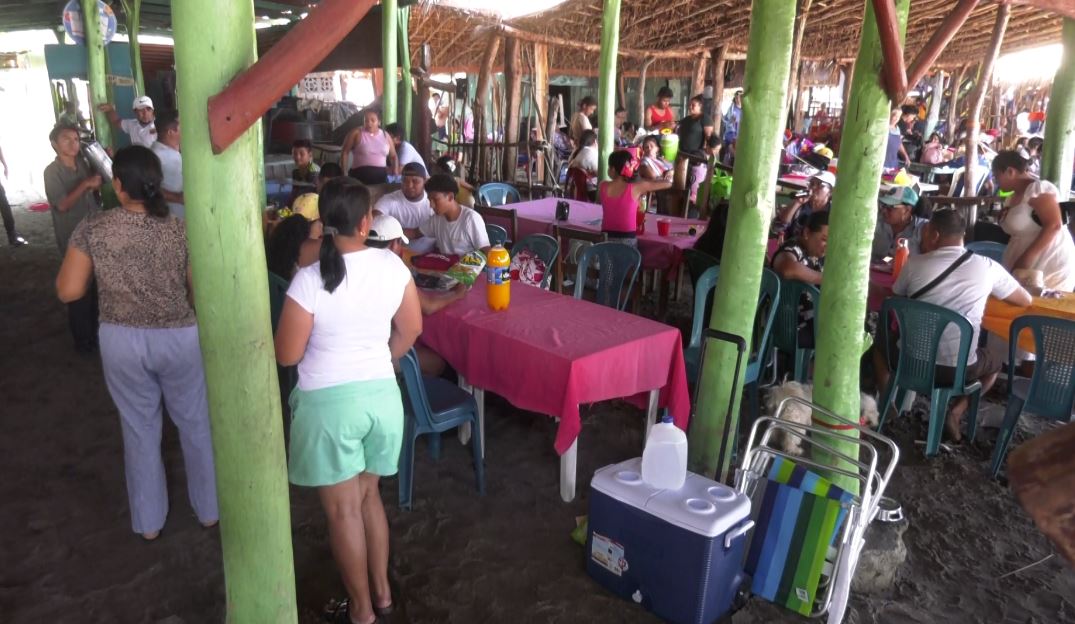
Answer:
[
  {"xmin": 660, "ymin": 130, "xmax": 680, "ymax": 163},
  {"xmin": 892, "ymin": 237, "xmax": 910, "ymax": 279},
  {"xmin": 641, "ymin": 415, "xmax": 688, "ymax": 490},
  {"xmin": 486, "ymin": 245, "xmax": 511, "ymax": 311}
]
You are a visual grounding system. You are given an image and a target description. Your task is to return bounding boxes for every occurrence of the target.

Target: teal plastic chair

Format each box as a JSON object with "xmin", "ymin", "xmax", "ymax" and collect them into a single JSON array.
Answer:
[
  {"xmin": 477, "ymin": 182, "xmax": 521, "ymax": 207},
  {"xmin": 685, "ymin": 266, "xmax": 780, "ymax": 418},
  {"xmin": 486, "ymin": 223, "xmax": 509, "ymax": 247},
  {"xmin": 397, "ymin": 348, "xmax": 485, "ymax": 510},
  {"xmin": 966, "ymin": 241, "xmax": 1006, "ymax": 264},
  {"xmin": 877, "ymin": 297, "xmax": 982, "ymax": 457},
  {"xmin": 268, "ymin": 271, "xmax": 290, "ymax": 333},
  {"xmin": 512, "ymin": 233, "xmax": 560, "ymax": 289},
  {"xmin": 772, "ymin": 278, "xmax": 820, "ymax": 382},
  {"xmin": 990, "ymin": 316, "xmax": 1075, "ymax": 478},
  {"xmin": 573, "ymin": 242, "xmax": 641, "ymax": 311}
]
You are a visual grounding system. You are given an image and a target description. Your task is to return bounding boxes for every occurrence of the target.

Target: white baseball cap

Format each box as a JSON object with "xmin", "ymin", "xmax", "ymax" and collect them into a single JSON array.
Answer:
[
  {"xmin": 132, "ymin": 96, "xmax": 154, "ymax": 110},
  {"xmin": 811, "ymin": 170, "xmax": 836, "ymax": 188},
  {"xmin": 368, "ymin": 214, "xmax": 409, "ymax": 245}
]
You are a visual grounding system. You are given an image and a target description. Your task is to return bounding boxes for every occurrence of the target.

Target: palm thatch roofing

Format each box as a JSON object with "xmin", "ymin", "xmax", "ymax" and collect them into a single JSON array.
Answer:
[{"xmin": 409, "ymin": 0, "xmax": 1064, "ymax": 77}]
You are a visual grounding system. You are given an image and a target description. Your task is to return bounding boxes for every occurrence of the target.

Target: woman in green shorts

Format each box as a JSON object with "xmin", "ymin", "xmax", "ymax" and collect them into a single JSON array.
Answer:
[{"xmin": 276, "ymin": 177, "xmax": 422, "ymax": 624}]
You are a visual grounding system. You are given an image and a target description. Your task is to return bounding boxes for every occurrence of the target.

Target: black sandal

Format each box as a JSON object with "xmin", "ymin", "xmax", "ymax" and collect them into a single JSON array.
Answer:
[
  {"xmin": 322, "ymin": 598, "xmax": 378, "ymax": 624},
  {"xmin": 374, "ymin": 603, "xmax": 394, "ymax": 617}
]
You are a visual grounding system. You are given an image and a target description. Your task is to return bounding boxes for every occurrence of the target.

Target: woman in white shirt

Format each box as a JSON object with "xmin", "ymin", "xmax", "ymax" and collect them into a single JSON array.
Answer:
[
  {"xmin": 992, "ymin": 150, "xmax": 1075, "ymax": 291},
  {"xmin": 275, "ymin": 177, "xmax": 422, "ymax": 624}
]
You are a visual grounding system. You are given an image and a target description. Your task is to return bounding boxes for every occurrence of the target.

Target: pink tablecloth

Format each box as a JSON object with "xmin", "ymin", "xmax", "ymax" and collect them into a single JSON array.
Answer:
[
  {"xmin": 507, "ymin": 198, "xmax": 705, "ymax": 272},
  {"xmin": 421, "ymin": 279, "xmax": 691, "ymax": 454},
  {"xmin": 868, "ymin": 268, "xmax": 896, "ymax": 312}
]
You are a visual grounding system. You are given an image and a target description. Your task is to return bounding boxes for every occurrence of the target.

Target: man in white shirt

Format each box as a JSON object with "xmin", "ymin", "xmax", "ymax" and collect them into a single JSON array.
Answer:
[
  {"xmin": 150, "ymin": 110, "xmax": 185, "ymax": 218},
  {"xmin": 374, "ymin": 162, "xmax": 432, "ymax": 239},
  {"xmin": 418, "ymin": 173, "xmax": 491, "ymax": 256},
  {"xmin": 99, "ymin": 96, "xmax": 157, "ymax": 148},
  {"xmin": 880, "ymin": 208, "xmax": 1031, "ymax": 440},
  {"xmin": 384, "ymin": 123, "xmax": 425, "ymax": 171}
]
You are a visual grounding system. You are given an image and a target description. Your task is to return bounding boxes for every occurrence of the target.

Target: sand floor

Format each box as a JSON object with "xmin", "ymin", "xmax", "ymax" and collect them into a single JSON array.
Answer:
[{"xmin": 1, "ymin": 198, "xmax": 1073, "ymax": 624}]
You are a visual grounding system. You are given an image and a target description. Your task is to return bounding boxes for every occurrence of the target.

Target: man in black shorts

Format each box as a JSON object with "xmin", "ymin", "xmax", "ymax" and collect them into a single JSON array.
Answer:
[{"xmin": 878, "ymin": 208, "xmax": 1031, "ymax": 440}]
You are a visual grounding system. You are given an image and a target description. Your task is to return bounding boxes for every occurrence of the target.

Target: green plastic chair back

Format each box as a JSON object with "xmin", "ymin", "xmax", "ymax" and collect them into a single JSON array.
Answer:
[
  {"xmin": 573, "ymin": 242, "xmax": 641, "ymax": 311},
  {"xmin": 477, "ymin": 182, "xmax": 521, "ymax": 207},
  {"xmin": 485, "ymin": 223, "xmax": 509, "ymax": 247},
  {"xmin": 772, "ymin": 277, "xmax": 820, "ymax": 382},
  {"xmin": 512, "ymin": 234, "xmax": 560, "ymax": 289},
  {"xmin": 990, "ymin": 316, "xmax": 1075, "ymax": 477},
  {"xmin": 965, "ymin": 241, "xmax": 1006, "ymax": 264}
]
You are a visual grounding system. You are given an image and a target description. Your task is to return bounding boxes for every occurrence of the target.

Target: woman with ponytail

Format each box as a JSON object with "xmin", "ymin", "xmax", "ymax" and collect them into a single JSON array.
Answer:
[
  {"xmin": 56, "ymin": 145, "xmax": 218, "ymax": 540},
  {"xmin": 275, "ymin": 177, "xmax": 422, "ymax": 624},
  {"xmin": 599, "ymin": 149, "xmax": 672, "ymax": 245}
]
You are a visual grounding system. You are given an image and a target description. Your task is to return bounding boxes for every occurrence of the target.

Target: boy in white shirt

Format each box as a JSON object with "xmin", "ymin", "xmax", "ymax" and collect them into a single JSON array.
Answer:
[
  {"xmin": 374, "ymin": 162, "xmax": 432, "ymax": 239},
  {"xmin": 418, "ymin": 173, "xmax": 491, "ymax": 256}
]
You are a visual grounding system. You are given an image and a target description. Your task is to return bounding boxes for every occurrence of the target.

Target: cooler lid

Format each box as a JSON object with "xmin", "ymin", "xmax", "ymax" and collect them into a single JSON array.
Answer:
[
  {"xmin": 644, "ymin": 472, "xmax": 751, "ymax": 538},
  {"xmin": 590, "ymin": 458, "xmax": 659, "ymax": 511}
]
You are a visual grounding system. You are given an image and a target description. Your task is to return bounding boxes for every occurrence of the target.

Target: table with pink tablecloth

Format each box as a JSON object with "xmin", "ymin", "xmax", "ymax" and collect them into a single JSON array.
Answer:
[
  {"xmin": 868, "ymin": 268, "xmax": 896, "ymax": 312},
  {"xmin": 506, "ymin": 198, "xmax": 705, "ymax": 272},
  {"xmin": 422, "ymin": 278, "xmax": 691, "ymax": 501}
]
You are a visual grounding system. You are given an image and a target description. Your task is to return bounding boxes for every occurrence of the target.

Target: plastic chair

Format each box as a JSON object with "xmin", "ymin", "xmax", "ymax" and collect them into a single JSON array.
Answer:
[
  {"xmin": 573, "ymin": 242, "xmax": 641, "ymax": 311},
  {"xmin": 485, "ymin": 223, "xmax": 509, "ymax": 247},
  {"xmin": 268, "ymin": 271, "xmax": 290, "ymax": 333},
  {"xmin": 877, "ymin": 298, "xmax": 982, "ymax": 457},
  {"xmin": 512, "ymin": 233, "xmax": 560, "ymax": 289},
  {"xmin": 475, "ymin": 205, "xmax": 518, "ymax": 247},
  {"xmin": 685, "ymin": 267, "xmax": 780, "ymax": 418},
  {"xmin": 397, "ymin": 348, "xmax": 485, "ymax": 510},
  {"xmin": 771, "ymin": 278, "xmax": 821, "ymax": 383},
  {"xmin": 477, "ymin": 182, "xmax": 521, "ymax": 207},
  {"xmin": 553, "ymin": 225, "xmax": 607, "ymax": 294},
  {"xmin": 989, "ymin": 316, "xmax": 1075, "ymax": 478},
  {"xmin": 965, "ymin": 240, "xmax": 1006, "ymax": 264},
  {"xmin": 681, "ymin": 247, "xmax": 720, "ymax": 291},
  {"xmin": 567, "ymin": 167, "xmax": 591, "ymax": 202}
]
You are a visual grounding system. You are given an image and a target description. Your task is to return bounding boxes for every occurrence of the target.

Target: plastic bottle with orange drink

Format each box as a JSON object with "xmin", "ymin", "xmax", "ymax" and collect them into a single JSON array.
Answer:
[
  {"xmin": 486, "ymin": 245, "xmax": 511, "ymax": 311},
  {"xmin": 892, "ymin": 238, "xmax": 910, "ymax": 279}
]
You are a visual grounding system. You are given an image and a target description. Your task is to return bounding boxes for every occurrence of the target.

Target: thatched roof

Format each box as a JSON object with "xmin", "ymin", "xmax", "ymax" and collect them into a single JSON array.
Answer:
[{"xmin": 410, "ymin": 0, "xmax": 1064, "ymax": 77}]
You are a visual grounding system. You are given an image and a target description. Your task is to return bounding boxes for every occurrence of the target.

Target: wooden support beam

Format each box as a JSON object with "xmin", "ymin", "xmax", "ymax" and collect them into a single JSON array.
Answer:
[
  {"xmin": 1010, "ymin": 0, "xmax": 1075, "ymax": 21},
  {"xmin": 924, "ymin": 69, "xmax": 944, "ymax": 139},
  {"xmin": 965, "ymin": 3, "xmax": 1010, "ymax": 198},
  {"xmin": 472, "ymin": 33, "xmax": 501, "ymax": 183},
  {"xmin": 871, "ymin": 0, "xmax": 908, "ymax": 103},
  {"xmin": 502, "ymin": 36, "xmax": 522, "ymax": 182},
  {"xmin": 946, "ymin": 63, "xmax": 969, "ymax": 143},
  {"xmin": 710, "ymin": 46, "xmax": 727, "ymax": 138},
  {"xmin": 415, "ymin": 43, "xmax": 433, "ymax": 162},
  {"xmin": 786, "ymin": 0, "xmax": 814, "ymax": 126},
  {"xmin": 690, "ymin": 55, "xmax": 707, "ymax": 99},
  {"xmin": 840, "ymin": 60, "xmax": 855, "ymax": 121},
  {"xmin": 206, "ymin": 0, "xmax": 377, "ymax": 154},
  {"xmin": 119, "ymin": 0, "xmax": 145, "ymax": 97},
  {"xmin": 906, "ymin": 0, "xmax": 979, "ymax": 91},
  {"xmin": 637, "ymin": 56, "xmax": 656, "ymax": 131},
  {"xmin": 533, "ymin": 42, "xmax": 549, "ymax": 183}
]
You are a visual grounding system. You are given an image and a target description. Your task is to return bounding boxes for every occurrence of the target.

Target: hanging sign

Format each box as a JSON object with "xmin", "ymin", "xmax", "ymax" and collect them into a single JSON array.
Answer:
[{"xmin": 62, "ymin": 0, "xmax": 118, "ymax": 46}]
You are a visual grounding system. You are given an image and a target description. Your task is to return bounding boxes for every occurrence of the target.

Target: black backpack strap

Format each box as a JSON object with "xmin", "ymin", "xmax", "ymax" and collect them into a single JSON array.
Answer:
[{"xmin": 909, "ymin": 250, "xmax": 974, "ymax": 300}]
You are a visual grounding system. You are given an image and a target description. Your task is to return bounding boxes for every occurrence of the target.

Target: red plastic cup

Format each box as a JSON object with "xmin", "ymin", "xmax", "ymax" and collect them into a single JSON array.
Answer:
[
  {"xmin": 657, "ymin": 219, "xmax": 671, "ymax": 237},
  {"xmin": 510, "ymin": 268, "xmax": 520, "ymax": 281}
]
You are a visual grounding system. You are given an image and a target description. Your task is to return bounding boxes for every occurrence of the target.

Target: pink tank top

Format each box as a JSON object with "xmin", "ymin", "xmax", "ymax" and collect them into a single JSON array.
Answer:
[
  {"xmin": 351, "ymin": 129, "xmax": 390, "ymax": 168},
  {"xmin": 600, "ymin": 182, "xmax": 639, "ymax": 234}
]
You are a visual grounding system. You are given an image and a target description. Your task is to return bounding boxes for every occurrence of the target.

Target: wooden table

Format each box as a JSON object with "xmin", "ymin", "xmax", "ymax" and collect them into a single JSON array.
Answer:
[{"xmin": 982, "ymin": 293, "xmax": 1075, "ymax": 352}]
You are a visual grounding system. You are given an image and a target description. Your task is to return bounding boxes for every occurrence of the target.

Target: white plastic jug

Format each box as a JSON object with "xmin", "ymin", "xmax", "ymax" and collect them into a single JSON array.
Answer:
[{"xmin": 641, "ymin": 415, "xmax": 688, "ymax": 490}]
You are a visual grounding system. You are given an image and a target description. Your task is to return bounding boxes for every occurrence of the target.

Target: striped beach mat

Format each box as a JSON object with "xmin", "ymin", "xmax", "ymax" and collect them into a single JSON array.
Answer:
[{"xmin": 744, "ymin": 458, "xmax": 853, "ymax": 615}]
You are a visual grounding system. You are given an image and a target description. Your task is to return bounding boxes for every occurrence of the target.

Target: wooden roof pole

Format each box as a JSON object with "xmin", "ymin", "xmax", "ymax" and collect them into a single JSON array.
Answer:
[
  {"xmin": 472, "ymin": 33, "xmax": 501, "ymax": 183},
  {"xmin": 206, "ymin": 0, "xmax": 377, "ymax": 154},
  {"xmin": 1010, "ymin": 0, "xmax": 1075, "ymax": 21},
  {"xmin": 787, "ymin": 0, "xmax": 814, "ymax": 129},
  {"xmin": 533, "ymin": 42, "xmax": 549, "ymax": 183},
  {"xmin": 690, "ymin": 55, "xmax": 707, "ymax": 99},
  {"xmin": 502, "ymin": 36, "xmax": 522, "ymax": 182},
  {"xmin": 497, "ymin": 23, "xmax": 711, "ymax": 60},
  {"xmin": 710, "ymin": 46, "xmax": 727, "ymax": 138},
  {"xmin": 415, "ymin": 44, "xmax": 433, "ymax": 162},
  {"xmin": 946, "ymin": 64, "xmax": 969, "ymax": 143},
  {"xmin": 905, "ymin": 0, "xmax": 979, "ymax": 91},
  {"xmin": 636, "ymin": 56, "xmax": 656, "ymax": 129},
  {"xmin": 871, "ymin": 0, "xmax": 909, "ymax": 103},
  {"xmin": 1042, "ymin": 19, "xmax": 1075, "ymax": 199},
  {"xmin": 964, "ymin": 3, "xmax": 1010, "ymax": 198}
]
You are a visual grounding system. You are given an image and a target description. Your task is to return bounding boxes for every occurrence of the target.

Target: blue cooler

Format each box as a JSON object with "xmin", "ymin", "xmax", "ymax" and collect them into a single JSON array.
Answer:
[{"xmin": 586, "ymin": 458, "xmax": 753, "ymax": 624}]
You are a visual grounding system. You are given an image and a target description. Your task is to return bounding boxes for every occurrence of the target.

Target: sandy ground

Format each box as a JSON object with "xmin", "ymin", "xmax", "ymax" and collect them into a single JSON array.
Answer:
[{"xmin": 2, "ymin": 196, "xmax": 1073, "ymax": 624}]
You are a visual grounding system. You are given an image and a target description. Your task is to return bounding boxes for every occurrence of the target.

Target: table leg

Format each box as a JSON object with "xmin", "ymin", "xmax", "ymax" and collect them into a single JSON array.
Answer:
[
  {"xmin": 474, "ymin": 387, "xmax": 486, "ymax": 460},
  {"xmin": 644, "ymin": 389, "xmax": 659, "ymax": 445},
  {"xmin": 560, "ymin": 436, "xmax": 578, "ymax": 503}
]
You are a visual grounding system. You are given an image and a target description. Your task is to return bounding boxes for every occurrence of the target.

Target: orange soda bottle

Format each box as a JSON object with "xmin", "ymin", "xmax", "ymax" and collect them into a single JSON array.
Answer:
[
  {"xmin": 486, "ymin": 245, "xmax": 511, "ymax": 311},
  {"xmin": 892, "ymin": 238, "xmax": 910, "ymax": 279}
]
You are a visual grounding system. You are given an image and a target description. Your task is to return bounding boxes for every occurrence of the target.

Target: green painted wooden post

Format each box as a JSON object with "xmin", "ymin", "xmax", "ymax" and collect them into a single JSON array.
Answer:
[
  {"xmin": 81, "ymin": 0, "xmax": 112, "ymax": 148},
  {"xmin": 398, "ymin": 6, "xmax": 413, "ymax": 140},
  {"xmin": 382, "ymin": 0, "xmax": 398, "ymax": 125},
  {"xmin": 1043, "ymin": 19, "xmax": 1075, "ymax": 199},
  {"xmin": 812, "ymin": 0, "xmax": 910, "ymax": 494},
  {"xmin": 688, "ymin": 0, "xmax": 796, "ymax": 478},
  {"xmin": 597, "ymin": 0, "xmax": 621, "ymax": 181},
  {"xmin": 120, "ymin": 0, "xmax": 144, "ymax": 96},
  {"xmin": 172, "ymin": 1, "xmax": 297, "ymax": 622}
]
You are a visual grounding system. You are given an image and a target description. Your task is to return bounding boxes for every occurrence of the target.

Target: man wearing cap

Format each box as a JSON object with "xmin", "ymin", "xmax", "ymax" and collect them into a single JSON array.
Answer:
[
  {"xmin": 375, "ymin": 162, "xmax": 433, "ymax": 240},
  {"xmin": 775, "ymin": 170, "xmax": 834, "ymax": 237},
  {"xmin": 150, "ymin": 110, "xmax": 185, "ymax": 218},
  {"xmin": 367, "ymin": 213, "xmax": 466, "ymax": 375},
  {"xmin": 98, "ymin": 96, "xmax": 157, "ymax": 148},
  {"xmin": 872, "ymin": 186, "xmax": 927, "ymax": 262}
]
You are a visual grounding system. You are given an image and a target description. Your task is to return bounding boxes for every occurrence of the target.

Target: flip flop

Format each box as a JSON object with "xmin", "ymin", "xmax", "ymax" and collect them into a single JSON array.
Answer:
[
  {"xmin": 322, "ymin": 598, "xmax": 378, "ymax": 624},
  {"xmin": 374, "ymin": 603, "xmax": 394, "ymax": 617}
]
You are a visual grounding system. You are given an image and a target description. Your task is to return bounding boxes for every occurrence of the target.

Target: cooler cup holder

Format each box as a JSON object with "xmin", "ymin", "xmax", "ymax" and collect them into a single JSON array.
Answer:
[
  {"xmin": 684, "ymin": 498, "xmax": 716, "ymax": 514},
  {"xmin": 615, "ymin": 470, "xmax": 643, "ymax": 485},
  {"xmin": 706, "ymin": 486, "xmax": 738, "ymax": 502}
]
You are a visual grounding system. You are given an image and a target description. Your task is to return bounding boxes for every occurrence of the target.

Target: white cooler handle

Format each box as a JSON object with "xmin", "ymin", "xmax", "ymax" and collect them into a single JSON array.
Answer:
[{"xmin": 724, "ymin": 519, "xmax": 755, "ymax": 550}]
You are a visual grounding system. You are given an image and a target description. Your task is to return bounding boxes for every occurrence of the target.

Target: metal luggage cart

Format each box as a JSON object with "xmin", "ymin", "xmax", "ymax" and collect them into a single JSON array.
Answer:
[{"xmin": 734, "ymin": 396, "xmax": 900, "ymax": 623}]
